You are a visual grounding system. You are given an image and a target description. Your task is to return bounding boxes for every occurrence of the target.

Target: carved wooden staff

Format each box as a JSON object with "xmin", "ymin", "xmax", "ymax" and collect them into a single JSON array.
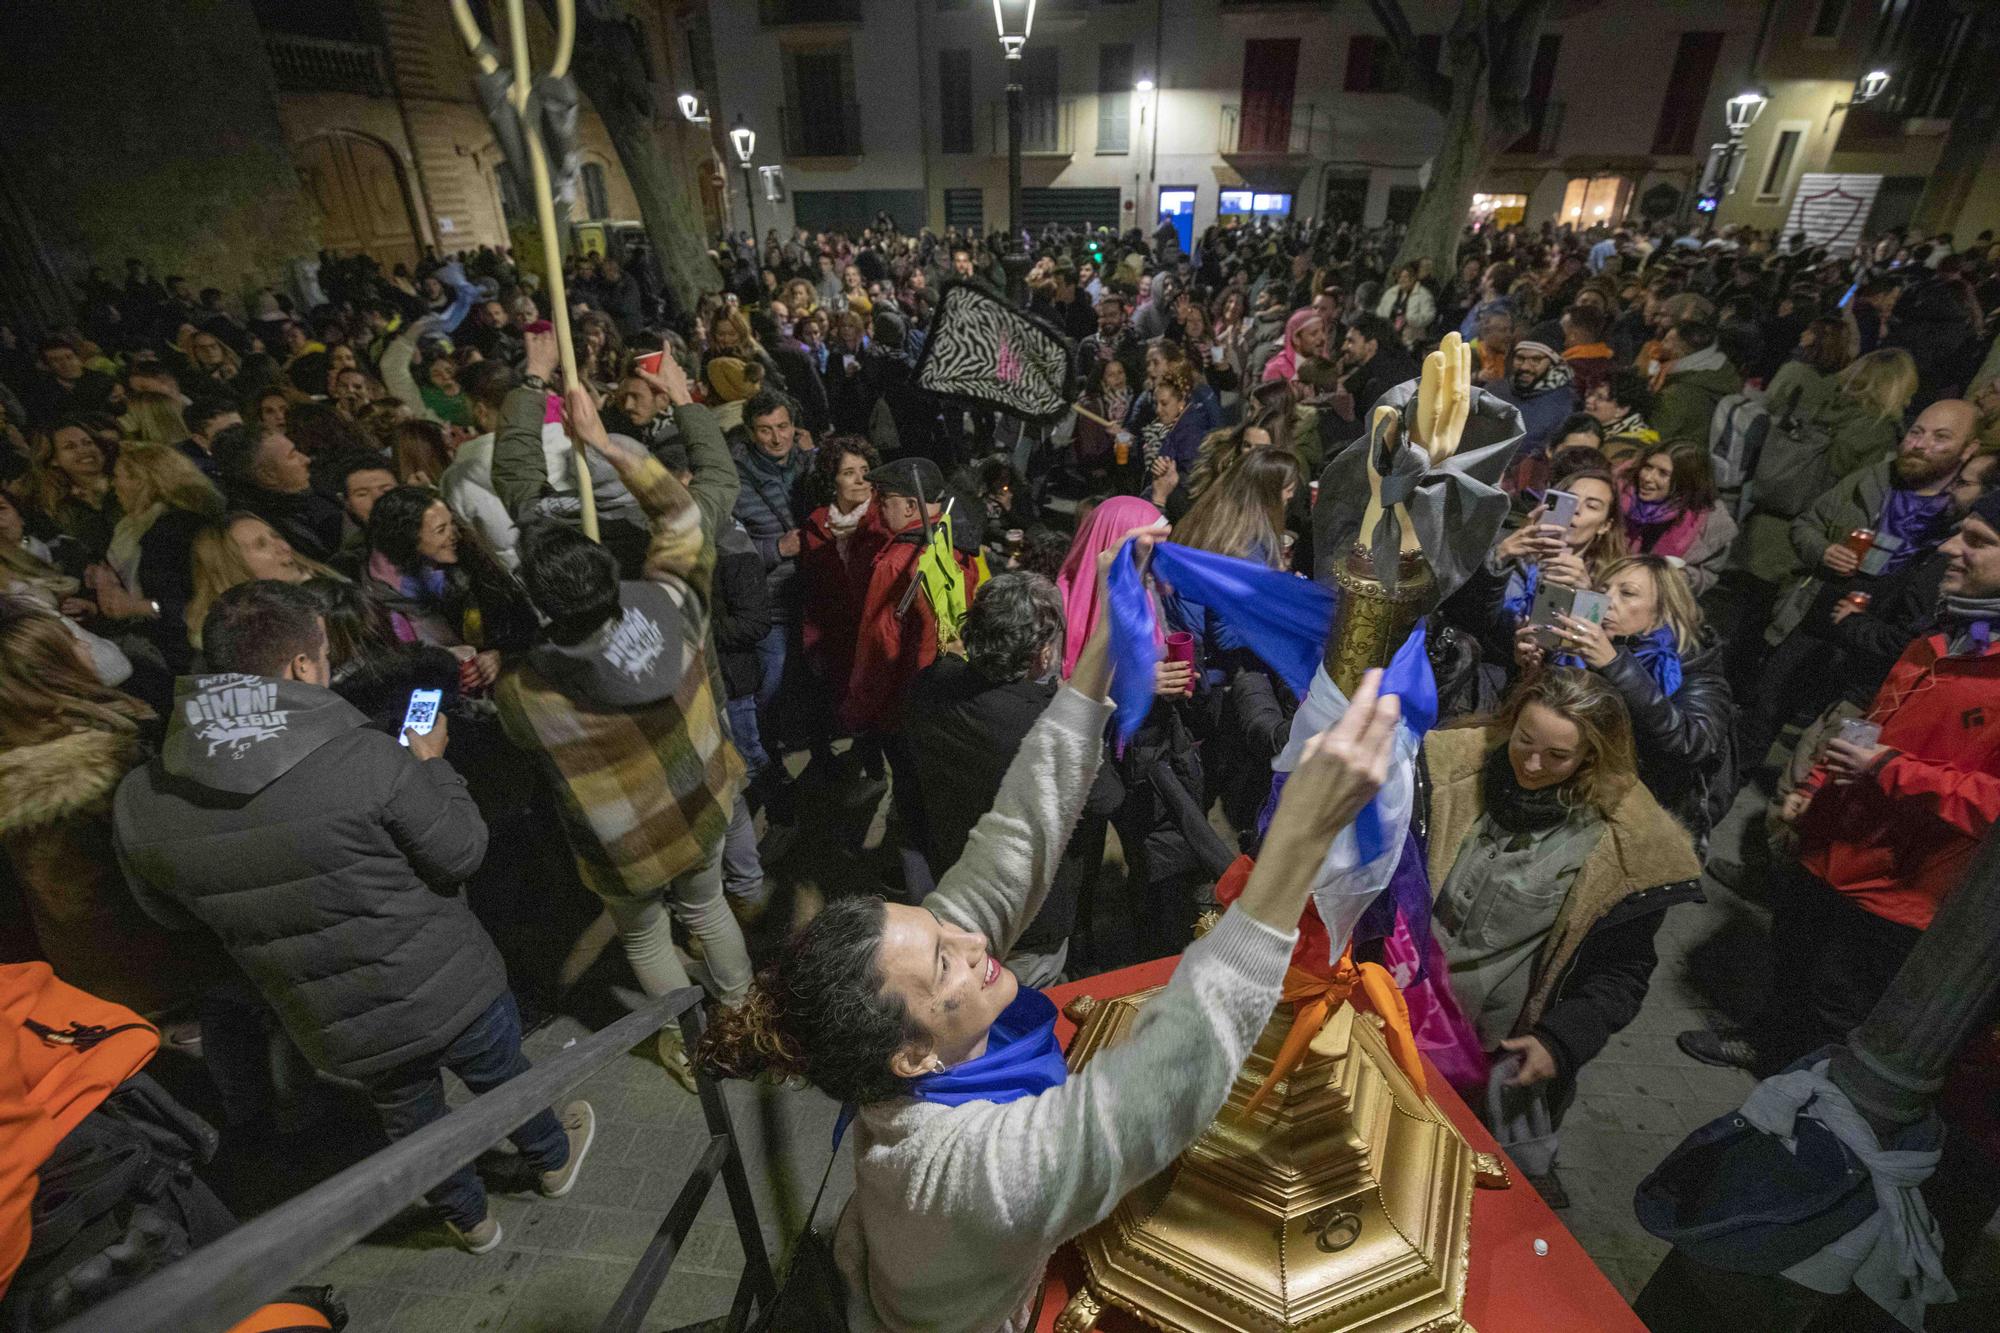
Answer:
[{"xmin": 448, "ymin": 0, "xmax": 599, "ymax": 542}]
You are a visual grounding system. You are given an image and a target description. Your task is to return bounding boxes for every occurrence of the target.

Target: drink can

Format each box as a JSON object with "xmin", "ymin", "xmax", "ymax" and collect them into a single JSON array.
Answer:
[
  {"xmin": 1840, "ymin": 591, "xmax": 1872, "ymax": 613},
  {"xmin": 1309, "ymin": 479, "xmax": 1321, "ymax": 507},
  {"xmin": 1846, "ymin": 528, "xmax": 1876, "ymax": 556}
]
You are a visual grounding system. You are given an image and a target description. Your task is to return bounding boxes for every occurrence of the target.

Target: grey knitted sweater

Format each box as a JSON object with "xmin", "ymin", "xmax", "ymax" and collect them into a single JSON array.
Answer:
[{"xmin": 834, "ymin": 686, "xmax": 1297, "ymax": 1331}]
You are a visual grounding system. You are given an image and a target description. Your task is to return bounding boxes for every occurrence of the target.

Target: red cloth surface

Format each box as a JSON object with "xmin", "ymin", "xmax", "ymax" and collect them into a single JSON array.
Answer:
[{"xmin": 1035, "ymin": 957, "xmax": 1645, "ymax": 1333}]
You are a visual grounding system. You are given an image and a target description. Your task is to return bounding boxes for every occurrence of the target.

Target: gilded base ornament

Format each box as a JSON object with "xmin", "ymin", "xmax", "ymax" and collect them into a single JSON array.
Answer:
[
  {"xmin": 1325, "ymin": 545, "xmax": 1435, "ymax": 699},
  {"xmin": 1062, "ymin": 987, "xmax": 1480, "ymax": 1332}
]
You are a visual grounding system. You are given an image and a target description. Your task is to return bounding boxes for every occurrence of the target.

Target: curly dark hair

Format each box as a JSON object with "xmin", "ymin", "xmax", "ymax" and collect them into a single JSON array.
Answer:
[
  {"xmin": 697, "ymin": 895, "xmax": 921, "ymax": 1105},
  {"xmin": 805, "ymin": 433, "xmax": 880, "ymax": 510},
  {"xmin": 964, "ymin": 571, "xmax": 1063, "ymax": 682}
]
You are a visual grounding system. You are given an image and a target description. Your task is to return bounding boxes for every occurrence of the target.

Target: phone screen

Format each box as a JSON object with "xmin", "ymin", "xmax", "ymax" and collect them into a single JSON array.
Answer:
[
  {"xmin": 398, "ymin": 688, "xmax": 444, "ymax": 747},
  {"xmin": 1569, "ymin": 589, "xmax": 1610, "ymax": 628}
]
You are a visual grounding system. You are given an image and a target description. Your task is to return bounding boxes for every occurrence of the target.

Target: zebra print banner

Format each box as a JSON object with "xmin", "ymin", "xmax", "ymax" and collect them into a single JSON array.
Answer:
[{"xmin": 914, "ymin": 281, "xmax": 1079, "ymax": 424}]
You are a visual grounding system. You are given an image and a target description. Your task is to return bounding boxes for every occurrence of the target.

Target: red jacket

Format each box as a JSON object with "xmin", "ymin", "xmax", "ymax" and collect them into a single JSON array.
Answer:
[
  {"xmin": 841, "ymin": 519, "xmax": 982, "ymax": 734},
  {"xmin": 1798, "ymin": 632, "xmax": 2000, "ymax": 928},
  {"xmin": 799, "ymin": 501, "xmax": 891, "ymax": 695}
]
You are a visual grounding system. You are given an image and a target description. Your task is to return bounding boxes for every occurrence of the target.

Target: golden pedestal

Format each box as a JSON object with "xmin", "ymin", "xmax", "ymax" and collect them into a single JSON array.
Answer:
[{"xmin": 1057, "ymin": 987, "xmax": 1503, "ymax": 1333}]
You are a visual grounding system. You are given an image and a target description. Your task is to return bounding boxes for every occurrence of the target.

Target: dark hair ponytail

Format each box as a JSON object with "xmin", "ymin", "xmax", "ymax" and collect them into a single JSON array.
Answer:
[{"xmin": 698, "ymin": 895, "xmax": 922, "ymax": 1106}]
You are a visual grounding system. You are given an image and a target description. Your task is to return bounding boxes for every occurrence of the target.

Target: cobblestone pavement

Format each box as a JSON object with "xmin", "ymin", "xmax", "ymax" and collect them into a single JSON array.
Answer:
[{"xmin": 308, "ymin": 777, "xmax": 1780, "ymax": 1328}]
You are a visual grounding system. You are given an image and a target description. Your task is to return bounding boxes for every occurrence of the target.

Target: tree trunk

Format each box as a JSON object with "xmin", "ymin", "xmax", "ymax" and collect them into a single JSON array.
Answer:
[
  {"xmin": 1392, "ymin": 40, "xmax": 1495, "ymax": 285},
  {"xmin": 560, "ymin": 2, "xmax": 718, "ymax": 316}
]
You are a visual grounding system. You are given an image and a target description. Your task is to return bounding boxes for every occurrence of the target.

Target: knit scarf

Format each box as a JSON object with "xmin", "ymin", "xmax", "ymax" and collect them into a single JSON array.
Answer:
[
  {"xmin": 1481, "ymin": 740, "xmax": 1573, "ymax": 836},
  {"xmin": 1942, "ymin": 593, "xmax": 2000, "ymax": 656},
  {"xmin": 826, "ymin": 495, "xmax": 871, "ymax": 540},
  {"xmin": 1877, "ymin": 486, "xmax": 1954, "ymax": 575}
]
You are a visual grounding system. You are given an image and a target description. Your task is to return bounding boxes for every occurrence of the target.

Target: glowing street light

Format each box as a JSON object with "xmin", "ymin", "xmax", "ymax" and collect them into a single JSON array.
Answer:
[{"xmin": 993, "ymin": 0, "xmax": 1035, "ymax": 59}]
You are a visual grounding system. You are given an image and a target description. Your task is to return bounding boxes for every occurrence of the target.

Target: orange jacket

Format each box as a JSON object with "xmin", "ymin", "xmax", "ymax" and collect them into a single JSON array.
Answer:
[
  {"xmin": 0, "ymin": 963, "xmax": 157, "ymax": 1297},
  {"xmin": 1799, "ymin": 633, "xmax": 2000, "ymax": 928}
]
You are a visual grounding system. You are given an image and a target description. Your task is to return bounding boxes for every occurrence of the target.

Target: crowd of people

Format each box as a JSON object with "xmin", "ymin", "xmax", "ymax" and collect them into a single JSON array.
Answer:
[{"xmin": 4, "ymin": 202, "xmax": 2000, "ymax": 1323}]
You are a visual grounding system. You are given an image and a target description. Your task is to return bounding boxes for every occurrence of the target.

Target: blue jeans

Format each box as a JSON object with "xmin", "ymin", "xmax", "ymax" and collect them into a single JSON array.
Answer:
[
  {"xmin": 725, "ymin": 693, "xmax": 770, "ymax": 783},
  {"xmin": 753, "ymin": 623, "xmax": 786, "ymax": 727},
  {"xmin": 362, "ymin": 993, "xmax": 568, "ymax": 1228}
]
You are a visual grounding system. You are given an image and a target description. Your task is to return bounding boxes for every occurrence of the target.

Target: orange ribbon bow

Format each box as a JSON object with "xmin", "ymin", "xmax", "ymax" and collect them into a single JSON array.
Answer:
[{"xmin": 1241, "ymin": 946, "xmax": 1428, "ymax": 1117}]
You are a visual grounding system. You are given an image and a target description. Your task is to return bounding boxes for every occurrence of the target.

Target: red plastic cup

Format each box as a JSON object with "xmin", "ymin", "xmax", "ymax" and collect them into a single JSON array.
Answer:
[{"xmin": 1165, "ymin": 631, "xmax": 1196, "ymax": 694}]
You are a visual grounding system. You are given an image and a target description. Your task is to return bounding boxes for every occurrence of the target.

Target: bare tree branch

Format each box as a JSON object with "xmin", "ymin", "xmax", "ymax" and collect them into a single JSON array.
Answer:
[{"xmin": 1365, "ymin": 0, "xmax": 1455, "ymax": 115}]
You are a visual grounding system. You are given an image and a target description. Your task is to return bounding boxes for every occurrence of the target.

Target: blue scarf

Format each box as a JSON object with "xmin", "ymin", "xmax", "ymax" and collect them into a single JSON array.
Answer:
[
  {"xmin": 1876, "ymin": 486, "xmax": 1954, "ymax": 575},
  {"xmin": 833, "ymin": 986, "xmax": 1068, "ymax": 1147},
  {"xmin": 1501, "ymin": 563, "xmax": 1540, "ymax": 620},
  {"xmin": 1107, "ymin": 541, "xmax": 1334, "ymax": 746},
  {"xmin": 1555, "ymin": 623, "xmax": 1683, "ymax": 696}
]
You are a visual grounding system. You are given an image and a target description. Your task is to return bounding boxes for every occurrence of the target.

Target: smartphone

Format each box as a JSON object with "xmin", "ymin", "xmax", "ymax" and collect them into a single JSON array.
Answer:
[
  {"xmin": 398, "ymin": 688, "xmax": 444, "ymax": 747},
  {"xmin": 1528, "ymin": 582, "xmax": 1606, "ymax": 649},
  {"xmin": 1544, "ymin": 488, "xmax": 1581, "ymax": 531}
]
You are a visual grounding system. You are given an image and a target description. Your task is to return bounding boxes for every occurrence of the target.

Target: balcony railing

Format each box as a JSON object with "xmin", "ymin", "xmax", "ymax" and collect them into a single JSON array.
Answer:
[
  {"xmin": 781, "ymin": 102, "xmax": 863, "ymax": 158},
  {"xmin": 988, "ymin": 95, "xmax": 1076, "ymax": 157},
  {"xmin": 263, "ymin": 32, "xmax": 388, "ymax": 97},
  {"xmin": 760, "ymin": 0, "xmax": 861, "ymax": 23},
  {"xmin": 1218, "ymin": 102, "xmax": 1332, "ymax": 156}
]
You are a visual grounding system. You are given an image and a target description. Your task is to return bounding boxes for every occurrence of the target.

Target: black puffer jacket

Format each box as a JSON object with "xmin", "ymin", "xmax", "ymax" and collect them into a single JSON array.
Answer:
[
  {"xmin": 711, "ymin": 518, "xmax": 772, "ymax": 701},
  {"xmin": 113, "ymin": 674, "xmax": 501, "ymax": 1079},
  {"xmin": 1592, "ymin": 630, "xmax": 1734, "ymax": 844},
  {"xmin": 906, "ymin": 659, "xmax": 1123, "ymax": 955}
]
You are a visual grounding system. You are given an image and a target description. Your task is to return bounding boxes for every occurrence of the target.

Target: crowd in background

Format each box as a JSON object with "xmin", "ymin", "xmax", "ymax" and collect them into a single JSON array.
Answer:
[{"xmin": 5, "ymin": 199, "xmax": 2000, "ymax": 1298}]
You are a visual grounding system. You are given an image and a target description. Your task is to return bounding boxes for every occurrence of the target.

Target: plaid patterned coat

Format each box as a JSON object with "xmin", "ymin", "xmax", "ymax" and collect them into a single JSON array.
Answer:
[{"xmin": 496, "ymin": 416, "xmax": 744, "ymax": 901}]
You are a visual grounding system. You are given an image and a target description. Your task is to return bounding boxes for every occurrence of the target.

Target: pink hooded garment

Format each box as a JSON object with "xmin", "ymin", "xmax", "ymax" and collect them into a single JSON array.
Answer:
[
  {"xmin": 1056, "ymin": 495, "xmax": 1165, "ymax": 677},
  {"xmin": 1260, "ymin": 310, "xmax": 1323, "ymax": 384}
]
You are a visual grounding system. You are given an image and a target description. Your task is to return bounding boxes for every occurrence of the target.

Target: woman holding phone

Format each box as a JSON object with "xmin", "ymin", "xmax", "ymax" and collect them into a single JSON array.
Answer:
[
  {"xmin": 701, "ymin": 530, "xmax": 1401, "ymax": 1333},
  {"xmin": 1513, "ymin": 554, "xmax": 1735, "ymax": 845},
  {"xmin": 1445, "ymin": 466, "xmax": 1627, "ymax": 671}
]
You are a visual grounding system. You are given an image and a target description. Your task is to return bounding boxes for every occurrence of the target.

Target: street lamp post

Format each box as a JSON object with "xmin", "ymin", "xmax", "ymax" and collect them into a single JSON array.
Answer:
[
  {"xmin": 993, "ymin": 0, "xmax": 1035, "ymax": 304},
  {"xmin": 730, "ymin": 117, "xmax": 759, "ymax": 270},
  {"xmin": 1698, "ymin": 88, "xmax": 1767, "ymax": 218}
]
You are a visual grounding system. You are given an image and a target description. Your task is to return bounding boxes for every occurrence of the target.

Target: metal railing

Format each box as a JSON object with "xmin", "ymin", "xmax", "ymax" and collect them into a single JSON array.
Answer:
[
  {"xmin": 1217, "ymin": 102, "xmax": 1332, "ymax": 156},
  {"xmin": 781, "ymin": 102, "xmax": 864, "ymax": 157},
  {"xmin": 988, "ymin": 95, "xmax": 1076, "ymax": 156},
  {"xmin": 262, "ymin": 33, "xmax": 389, "ymax": 97},
  {"xmin": 56, "ymin": 989, "xmax": 777, "ymax": 1333}
]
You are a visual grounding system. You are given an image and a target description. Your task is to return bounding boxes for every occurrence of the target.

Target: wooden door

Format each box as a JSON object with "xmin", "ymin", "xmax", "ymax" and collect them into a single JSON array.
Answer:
[{"xmin": 295, "ymin": 134, "xmax": 420, "ymax": 268}]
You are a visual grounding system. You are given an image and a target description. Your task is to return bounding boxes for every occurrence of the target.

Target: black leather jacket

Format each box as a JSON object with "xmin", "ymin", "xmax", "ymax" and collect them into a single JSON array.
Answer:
[{"xmin": 1593, "ymin": 629, "xmax": 1735, "ymax": 845}]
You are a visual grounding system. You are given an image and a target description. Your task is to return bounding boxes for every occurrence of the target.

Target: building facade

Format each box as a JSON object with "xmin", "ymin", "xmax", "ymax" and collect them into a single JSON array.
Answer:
[
  {"xmin": 1713, "ymin": 0, "xmax": 2000, "ymax": 244},
  {"xmin": 691, "ymin": 0, "xmax": 1766, "ymax": 244},
  {"xmin": 0, "ymin": 0, "xmax": 715, "ymax": 330}
]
